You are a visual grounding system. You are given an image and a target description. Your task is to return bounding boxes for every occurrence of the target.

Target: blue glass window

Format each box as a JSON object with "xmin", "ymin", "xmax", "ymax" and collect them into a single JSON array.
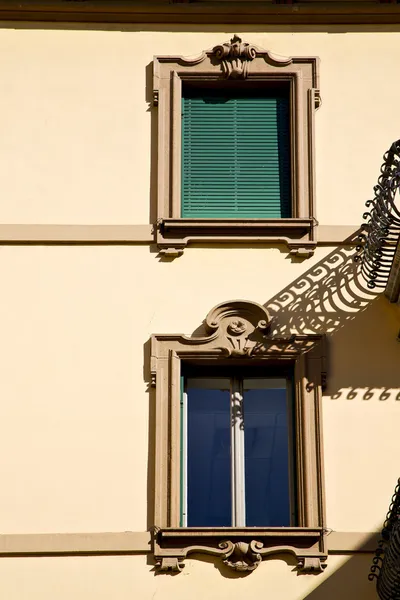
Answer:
[
  {"xmin": 182, "ymin": 373, "xmax": 295, "ymax": 527},
  {"xmin": 186, "ymin": 378, "xmax": 231, "ymax": 527},
  {"xmin": 243, "ymin": 378, "xmax": 292, "ymax": 526}
]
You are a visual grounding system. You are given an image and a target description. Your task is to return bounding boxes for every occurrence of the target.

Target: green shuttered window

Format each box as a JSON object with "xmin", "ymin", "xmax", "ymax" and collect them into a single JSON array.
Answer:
[{"xmin": 181, "ymin": 88, "xmax": 291, "ymax": 219}]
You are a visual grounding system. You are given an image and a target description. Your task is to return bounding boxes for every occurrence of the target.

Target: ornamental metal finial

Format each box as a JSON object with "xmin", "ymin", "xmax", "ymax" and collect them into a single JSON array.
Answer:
[{"xmin": 212, "ymin": 35, "xmax": 257, "ymax": 79}]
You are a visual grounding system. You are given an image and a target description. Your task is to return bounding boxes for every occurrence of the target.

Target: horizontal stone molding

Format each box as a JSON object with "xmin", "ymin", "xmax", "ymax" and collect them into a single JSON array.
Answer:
[
  {"xmin": 0, "ymin": 532, "xmax": 151, "ymax": 556},
  {"xmin": 0, "ymin": 531, "xmax": 378, "ymax": 556},
  {"xmin": 1, "ymin": 2, "xmax": 400, "ymax": 25},
  {"xmin": 0, "ymin": 224, "xmax": 154, "ymax": 244},
  {"xmin": 316, "ymin": 225, "xmax": 360, "ymax": 244},
  {"xmin": 0, "ymin": 224, "xmax": 359, "ymax": 246},
  {"xmin": 327, "ymin": 531, "xmax": 380, "ymax": 554}
]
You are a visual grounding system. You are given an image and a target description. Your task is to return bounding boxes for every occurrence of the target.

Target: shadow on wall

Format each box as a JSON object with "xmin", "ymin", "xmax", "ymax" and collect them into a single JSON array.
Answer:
[
  {"xmin": 303, "ymin": 548, "xmax": 379, "ymax": 600},
  {"xmin": 265, "ymin": 244, "xmax": 400, "ymax": 400},
  {"xmin": 265, "ymin": 244, "xmax": 377, "ymax": 338},
  {"xmin": 148, "ymin": 542, "xmax": 380, "ymax": 600}
]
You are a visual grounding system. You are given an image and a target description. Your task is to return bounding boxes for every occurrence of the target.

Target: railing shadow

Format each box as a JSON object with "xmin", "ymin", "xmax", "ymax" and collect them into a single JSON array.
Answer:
[
  {"xmin": 304, "ymin": 544, "xmax": 379, "ymax": 600},
  {"xmin": 266, "ymin": 243, "xmax": 377, "ymax": 338},
  {"xmin": 265, "ymin": 242, "xmax": 400, "ymax": 398}
]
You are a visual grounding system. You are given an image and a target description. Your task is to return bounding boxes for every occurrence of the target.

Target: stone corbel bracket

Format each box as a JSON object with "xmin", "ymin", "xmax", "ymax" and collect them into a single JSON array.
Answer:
[
  {"xmin": 154, "ymin": 528, "xmax": 327, "ymax": 574},
  {"xmin": 313, "ymin": 88, "xmax": 322, "ymax": 110},
  {"xmin": 289, "ymin": 243, "xmax": 317, "ymax": 259}
]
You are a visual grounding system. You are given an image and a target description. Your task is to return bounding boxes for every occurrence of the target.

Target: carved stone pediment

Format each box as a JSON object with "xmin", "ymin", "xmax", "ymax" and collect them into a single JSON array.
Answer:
[
  {"xmin": 204, "ymin": 300, "xmax": 271, "ymax": 357},
  {"xmin": 151, "ymin": 300, "xmax": 326, "ymax": 374}
]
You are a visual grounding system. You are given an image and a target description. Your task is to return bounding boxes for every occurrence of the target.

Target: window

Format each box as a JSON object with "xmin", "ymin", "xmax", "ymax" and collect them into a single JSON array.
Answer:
[
  {"xmin": 181, "ymin": 86, "xmax": 291, "ymax": 220},
  {"xmin": 151, "ymin": 300, "xmax": 327, "ymax": 574},
  {"xmin": 182, "ymin": 371, "xmax": 296, "ymax": 528},
  {"xmin": 153, "ymin": 37, "xmax": 320, "ymax": 257}
]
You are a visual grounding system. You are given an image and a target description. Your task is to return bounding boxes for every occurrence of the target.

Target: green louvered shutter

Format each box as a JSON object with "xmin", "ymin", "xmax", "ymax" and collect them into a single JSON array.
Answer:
[{"xmin": 181, "ymin": 90, "xmax": 291, "ymax": 219}]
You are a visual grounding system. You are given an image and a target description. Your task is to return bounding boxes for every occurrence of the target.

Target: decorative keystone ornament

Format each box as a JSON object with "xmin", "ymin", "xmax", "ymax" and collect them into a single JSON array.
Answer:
[
  {"xmin": 212, "ymin": 35, "xmax": 257, "ymax": 78},
  {"xmin": 205, "ymin": 300, "xmax": 271, "ymax": 357},
  {"xmin": 221, "ymin": 540, "xmax": 262, "ymax": 572}
]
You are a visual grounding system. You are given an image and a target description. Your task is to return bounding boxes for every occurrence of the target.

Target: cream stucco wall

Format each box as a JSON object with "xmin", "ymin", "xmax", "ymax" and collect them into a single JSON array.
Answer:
[
  {"xmin": 0, "ymin": 245, "xmax": 399, "ymax": 535},
  {"xmin": 0, "ymin": 554, "xmax": 380, "ymax": 600},
  {"xmin": 0, "ymin": 24, "xmax": 400, "ymax": 225},
  {"xmin": 1, "ymin": 21, "xmax": 399, "ymax": 599}
]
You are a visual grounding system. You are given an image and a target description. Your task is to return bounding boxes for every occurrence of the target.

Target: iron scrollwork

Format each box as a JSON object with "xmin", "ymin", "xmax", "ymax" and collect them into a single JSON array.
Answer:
[
  {"xmin": 369, "ymin": 478, "xmax": 400, "ymax": 600},
  {"xmin": 355, "ymin": 140, "xmax": 400, "ymax": 289}
]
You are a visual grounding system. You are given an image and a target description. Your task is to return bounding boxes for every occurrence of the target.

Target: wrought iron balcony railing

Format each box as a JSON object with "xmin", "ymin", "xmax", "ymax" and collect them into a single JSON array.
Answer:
[
  {"xmin": 370, "ymin": 479, "xmax": 400, "ymax": 600},
  {"xmin": 355, "ymin": 140, "xmax": 400, "ymax": 289}
]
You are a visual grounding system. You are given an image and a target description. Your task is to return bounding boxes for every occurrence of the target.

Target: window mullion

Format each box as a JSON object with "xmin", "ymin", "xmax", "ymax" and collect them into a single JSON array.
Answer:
[
  {"xmin": 231, "ymin": 377, "xmax": 246, "ymax": 527},
  {"xmin": 286, "ymin": 377, "xmax": 297, "ymax": 526},
  {"xmin": 180, "ymin": 386, "xmax": 188, "ymax": 527}
]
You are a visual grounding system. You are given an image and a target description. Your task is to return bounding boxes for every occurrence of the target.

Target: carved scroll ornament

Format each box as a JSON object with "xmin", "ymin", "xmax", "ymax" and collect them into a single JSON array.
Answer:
[
  {"xmin": 212, "ymin": 35, "xmax": 256, "ymax": 79},
  {"xmin": 204, "ymin": 300, "xmax": 271, "ymax": 357},
  {"xmin": 151, "ymin": 299, "xmax": 326, "ymax": 379},
  {"xmin": 222, "ymin": 541, "xmax": 262, "ymax": 572}
]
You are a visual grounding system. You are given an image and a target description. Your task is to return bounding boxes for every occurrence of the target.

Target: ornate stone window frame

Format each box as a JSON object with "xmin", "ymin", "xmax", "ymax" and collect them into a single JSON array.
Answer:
[
  {"xmin": 150, "ymin": 300, "xmax": 327, "ymax": 573},
  {"xmin": 153, "ymin": 37, "xmax": 320, "ymax": 258}
]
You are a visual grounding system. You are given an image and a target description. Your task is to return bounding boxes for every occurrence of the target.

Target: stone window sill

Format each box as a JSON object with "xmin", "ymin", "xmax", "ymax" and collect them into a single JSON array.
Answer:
[
  {"xmin": 154, "ymin": 527, "xmax": 327, "ymax": 573},
  {"xmin": 157, "ymin": 218, "xmax": 316, "ymax": 258}
]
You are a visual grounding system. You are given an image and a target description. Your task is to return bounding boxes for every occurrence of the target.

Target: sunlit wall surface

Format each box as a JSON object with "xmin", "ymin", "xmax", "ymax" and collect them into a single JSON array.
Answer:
[{"xmin": 0, "ymin": 19, "xmax": 399, "ymax": 600}]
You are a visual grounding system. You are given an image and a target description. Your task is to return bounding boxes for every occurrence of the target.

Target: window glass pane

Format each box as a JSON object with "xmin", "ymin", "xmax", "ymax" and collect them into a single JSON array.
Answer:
[
  {"xmin": 186, "ymin": 378, "xmax": 231, "ymax": 527},
  {"xmin": 243, "ymin": 378, "xmax": 292, "ymax": 526}
]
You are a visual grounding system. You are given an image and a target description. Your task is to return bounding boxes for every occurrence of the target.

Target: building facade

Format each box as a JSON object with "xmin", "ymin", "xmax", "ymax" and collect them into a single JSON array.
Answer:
[{"xmin": 1, "ymin": 2, "xmax": 400, "ymax": 599}]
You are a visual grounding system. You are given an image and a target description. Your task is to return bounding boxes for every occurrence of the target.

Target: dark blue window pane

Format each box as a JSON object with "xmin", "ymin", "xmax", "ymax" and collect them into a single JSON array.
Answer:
[
  {"xmin": 187, "ymin": 378, "xmax": 231, "ymax": 527},
  {"xmin": 244, "ymin": 379, "xmax": 291, "ymax": 526}
]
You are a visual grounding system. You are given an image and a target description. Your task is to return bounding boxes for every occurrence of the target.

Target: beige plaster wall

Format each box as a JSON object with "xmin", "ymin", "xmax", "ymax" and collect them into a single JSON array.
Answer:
[
  {"xmin": 1, "ymin": 22, "xmax": 399, "ymax": 598},
  {"xmin": 0, "ymin": 24, "xmax": 399, "ymax": 225},
  {"xmin": 0, "ymin": 244, "xmax": 399, "ymax": 535},
  {"xmin": 0, "ymin": 554, "xmax": 378, "ymax": 600}
]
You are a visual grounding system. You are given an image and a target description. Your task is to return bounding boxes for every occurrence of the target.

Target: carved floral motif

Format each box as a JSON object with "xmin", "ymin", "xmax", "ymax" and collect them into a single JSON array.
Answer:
[
  {"xmin": 212, "ymin": 35, "xmax": 257, "ymax": 79},
  {"xmin": 227, "ymin": 319, "xmax": 247, "ymax": 335}
]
